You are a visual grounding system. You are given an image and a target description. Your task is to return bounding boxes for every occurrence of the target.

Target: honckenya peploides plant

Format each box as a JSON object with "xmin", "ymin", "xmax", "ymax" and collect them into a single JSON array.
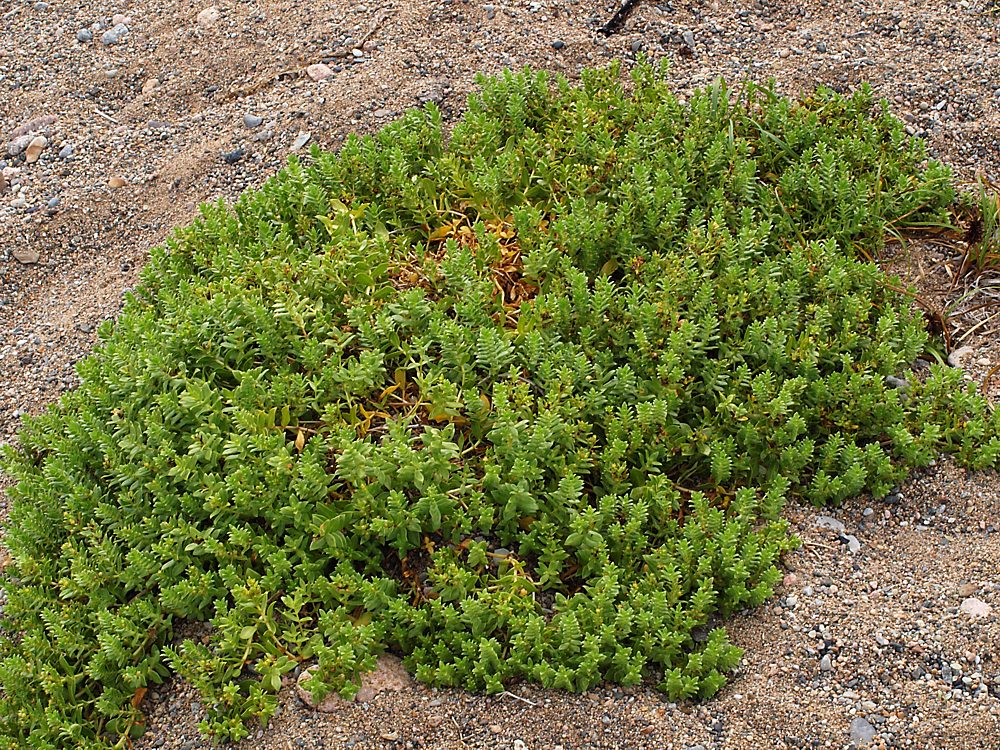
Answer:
[{"xmin": 3, "ymin": 62, "xmax": 998, "ymax": 747}]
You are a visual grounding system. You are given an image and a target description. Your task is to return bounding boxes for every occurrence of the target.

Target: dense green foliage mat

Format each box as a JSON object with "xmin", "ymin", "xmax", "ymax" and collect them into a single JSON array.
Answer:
[{"xmin": 4, "ymin": 64, "xmax": 1000, "ymax": 747}]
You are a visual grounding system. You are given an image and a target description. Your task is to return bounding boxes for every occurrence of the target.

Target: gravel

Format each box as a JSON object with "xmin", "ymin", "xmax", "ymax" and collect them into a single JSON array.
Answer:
[{"xmin": 2, "ymin": 0, "xmax": 1000, "ymax": 748}]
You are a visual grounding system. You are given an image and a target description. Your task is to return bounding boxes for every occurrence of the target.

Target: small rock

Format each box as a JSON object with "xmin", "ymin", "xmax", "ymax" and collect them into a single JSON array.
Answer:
[
  {"xmin": 24, "ymin": 135, "xmax": 47, "ymax": 164},
  {"xmin": 197, "ymin": 6, "xmax": 220, "ymax": 27},
  {"xmin": 958, "ymin": 582, "xmax": 978, "ymax": 597},
  {"xmin": 142, "ymin": 78, "xmax": 160, "ymax": 94},
  {"xmin": 947, "ymin": 346, "xmax": 975, "ymax": 368},
  {"xmin": 7, "ymin": 135, "xmax": 33, "ymax": 157},
  {"xmin": 46, "ymin": 197, "xmax": 59, "ymax": 209},
  {"xmin": 841, "ymin": 534, "xmax": 861, "ymax": 554},
  {"xmin": 631, "ymin": 40, "xmax": 643, "ymax": 53},
  {"xmin": 243, "ymin": 113, "xmax": 263, "ymax": 128},
  {"xmin": 417, "ymin": 83, "xmax": 448, "ymax": 104},
  {"xmin": 814, "ymin": 515, "xmax": 846, "ymax": 534},
  {"xmin": 551, "ymin": 40, "xmax": 565, "ymax": 50},
  {"xmin": 820, "ymin": 654, "xmax": 833, "ymax": 672},
  {"xmin": 884, "ymin": 375, "xmax": 909, "ymax": 390},
  {"xmin": 101, "ymin": 23, "xmax": 129, "ymax": 45},
  {"xmin": 682, "ymin": 30, "xmax": 696, "ymax": 48},
  {"xmin": 960, "ymin": 598, "xmax": 992, "ymax": 619},
  {"xmin": 76, "ymin": 28, "xmax": 93, "ymax": 42},
  {"xmin": 290, "ymin": 132, "xmax": 311, "ymax": 151},
  {"xmin": 222, "ymin": 147, "xmax": 244, "ymax": 164},
  {"xmin": 10, "ymin": 114, "xmax": 57, "ymax": 139},
  {"xmin": 850, "ymin": 717, "xmax": 877, "ymax": 746},
  {"xmin": 513, "ymin": 741, "xmax": 528, "ymax": 750},
  {"xmin": 108, "ymin": 176, "xmax": 127, "ymax": 189},
  {"xmin": 58, "ymin": 144, "xmax": 74, "ymax": 159},
  {"xmin": 306, "ymin": 63, "xmax": 334, "ymax": 81},
  {"xmin": 13, "ymin": 248, "xmax": 40, "ymax": 265}
]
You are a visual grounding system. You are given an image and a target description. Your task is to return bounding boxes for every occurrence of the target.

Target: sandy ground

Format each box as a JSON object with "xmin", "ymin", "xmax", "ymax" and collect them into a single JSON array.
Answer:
[{"xmin": 2, "ymin": 0, "xmax": 999, "ymax": 748}]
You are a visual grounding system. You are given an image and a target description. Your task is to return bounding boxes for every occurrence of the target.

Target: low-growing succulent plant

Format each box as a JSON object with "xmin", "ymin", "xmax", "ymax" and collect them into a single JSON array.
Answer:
[{"xmin": 2, "ymin": 62, "xmax": 998, "ymax": 747}]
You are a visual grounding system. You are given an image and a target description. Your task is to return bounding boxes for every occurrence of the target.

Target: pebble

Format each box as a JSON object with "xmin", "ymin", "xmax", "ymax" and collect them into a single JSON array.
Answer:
[
  {"xmin": 841, "ymin": 534, "xmax": 862, "ymax": 554},
  {"xmin": 101, "ymin": 23, "xmax": 129, "ymax": 45},
  {"xmin": 884, "ymin": 375, "xmax": 909, "ymax": 390},
  {"xmin": 958, "ymin": 582, "xmax": 978, "ymax": 597},
  {"xmin": 815, "ymin": 515, "xmax": 846, "ymax": 534},
  {"xmin": 24, "ymin": 135, "xmax": 47, "ymax": 164},
  {"xmin": 947, "ymin": 346, "xmax": 975, "ymax": 368},
  {"xmin": 306, "ymin": 63, "xmax": 334, "ymax": 81},
  {"xmin": 58, "ymin": 144, "xmax": 74, "ymax": 159},
  {"xmin": 108, "ymin": 176, "xmax": 127, "ymax": 189},
  {"xmin": 13, "ymin": 248, "xmax": 40, "ymax": 265},
  {"xmin": 682, "ymin": 30, "xmax": 696, "ymax": 48},
  {"xmin": 290, "ymin": 132, "xmax": 311, "ymax": 151},
  {"xmin": 142, "ymin": 78, "xmax": 160, "ymax": 94},
  {"xmin": 243, "ymin": 113, "xmax": 263, "ymax": 128},
  {"xmin": 820, "ymin": 654, "xmax": 833, "ymax": 672},
  {"xmin": 222, "ymin": 147, "xmax": 244, "ymax": 164},
  {"xmin": 959, "ymin": 598, "xmax": 992, "ymax": 619},
  {"xmin": 76, "ymin": 28, "xmax": 93, "ymax": 42},
  {"xmin": 8, "ymin": 135, "xmax": 33, "ymax": 157},
  {"xmin": 197, "ymin": 6, "xmax": 220, "ymax": 27},
  {"xmin": 551, "ymin": 40, "xmax": 565, "ymax": 50},
  {"xmin": 850, "ymin": 716, "xmax": 877, "ymax": 746}
]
